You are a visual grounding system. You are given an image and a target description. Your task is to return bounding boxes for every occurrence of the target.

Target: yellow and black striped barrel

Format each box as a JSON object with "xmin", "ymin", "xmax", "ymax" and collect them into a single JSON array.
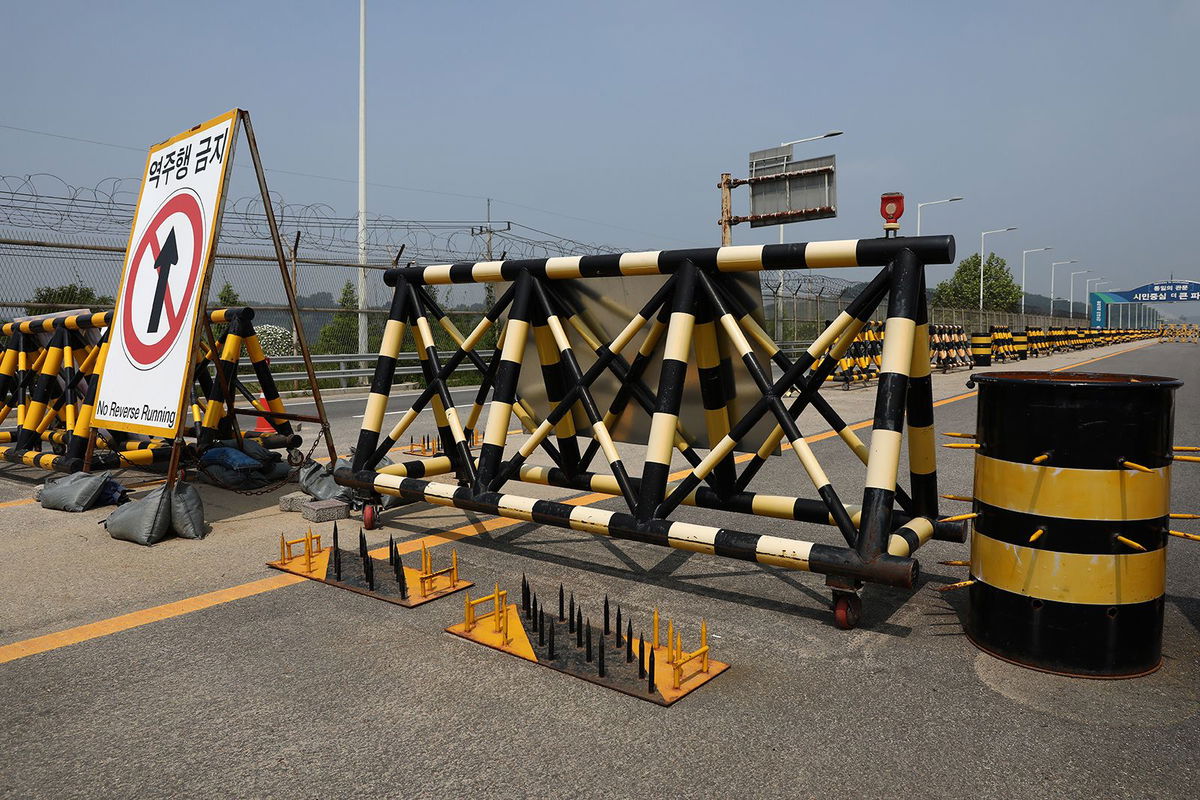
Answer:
[
  {"xmin": 1014, "ymin": 331, "xmax": 1028, "ymax": 360},
  {"xmin": 970, "ymin": 333, "xmax": 991, "ymax": 367},
  {"xmin": 967, "ymin": 371, "xmax": 1180, "ymax": 677}
]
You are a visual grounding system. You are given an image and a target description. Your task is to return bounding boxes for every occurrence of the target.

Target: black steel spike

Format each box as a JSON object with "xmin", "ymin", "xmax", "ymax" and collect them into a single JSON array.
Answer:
[
  {"xmin": 615, "ymin": 606, "xmax": 622, "ymax": 645},
  {"xmin": 333, "ymin": 538, "xmax": 342, "ymax": 581},
  {"xmin": 586, "ymin": 620, "xmax": 592, "ymax": 662},
  {"xmin": 569, "ymin": 593, "xmax": 575, "ymax": 631},
  {"xmin": 647, "ymin": 648, "xmax": 656, "ymax": 694},
  {"xmin": 576, "ymin": 608, "xmax": 583, "ymax": 646},
  {"xmin": 389, "ymin": 535, "xmax": 396, "ymax": 567},
  {"xmin": 531, "ymin": 594, "xmax": 538, "ymax": 623},
  {"xmin": 522, "ymin": 574, "xmax": 530, "ymax": 615},
  {"xmin": 394, "ymin": 543, "xmax": 408, "ymax": 599},
  {"xmin": 548, "ymin": 620, "xmax": 556, "ymax": 660},
  {"xmin": 626, "ymin": 620, "xmax": 634, "ymax": 663},
  {"xmin": 538, "ymin": 611, "xmax": 545, "ymax": 646},
  {"xmin": 638, "ymin": 634, "xmax": 646, "ymax": 678},
  {"xmin": 365, "ymin": 552, "xmax": 375, "ymax": 591},
  {"xmin": 358, "ymin": 528, "xmax": 367, "ymax": 560},
  {"xmin": 604, "ymin": 595, "xmax": 610, "ymax": 636},
  {"xmin": 559, "ymin": 584, "xmax": 565, "ymax": 621},
  {"xmin": 598, "ymin": 633, "xmax": 605, "ymax": 677}
]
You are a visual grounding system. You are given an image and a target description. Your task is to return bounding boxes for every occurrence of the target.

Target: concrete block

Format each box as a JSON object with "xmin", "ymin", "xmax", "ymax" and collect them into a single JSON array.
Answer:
[
  {"xmin": 301, "ymin": 498, "xmax": 349, "ymax": 523},
  {"xmin": 279, "ymin": 491, "xmax": 309, "ymax": 512}
]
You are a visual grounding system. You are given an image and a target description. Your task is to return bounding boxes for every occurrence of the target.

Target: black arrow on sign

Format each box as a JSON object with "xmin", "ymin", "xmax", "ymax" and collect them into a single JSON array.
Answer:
[{"xmin": 147, "ymin": 227, "xmax": 178, "ymax": 333}]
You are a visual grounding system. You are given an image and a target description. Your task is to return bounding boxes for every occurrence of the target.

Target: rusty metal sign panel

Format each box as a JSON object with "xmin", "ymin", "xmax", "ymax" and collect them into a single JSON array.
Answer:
[{"xmin": 747, "ymin": 148, "xmax": 837, "ymax": 227}]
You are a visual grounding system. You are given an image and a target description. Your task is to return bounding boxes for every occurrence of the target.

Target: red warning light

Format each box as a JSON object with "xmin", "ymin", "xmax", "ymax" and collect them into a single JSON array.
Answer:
[{"xmin": 880, "ymin": 193, "xmax": 905, "ymax": 224}]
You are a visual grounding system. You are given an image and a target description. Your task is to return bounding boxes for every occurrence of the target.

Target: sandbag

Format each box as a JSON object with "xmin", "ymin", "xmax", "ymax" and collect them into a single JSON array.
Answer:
[
  {"xmin": 104, "ymin": 485, "xmax": 173, "ymax": 546},
  {"xmin": 299, "ymin": 459, "xmax": 352, "ymax": 502},
  {"xmin": 199, "ymin": 446, "xmax": 262, "ymax": 472},
  {"xmin": 41, "ymin": 471, "xmax": 110, "ymax": 512},
  {"xmin": 170, "ymin": 483, "xmax": 209, "ymax": 540}
]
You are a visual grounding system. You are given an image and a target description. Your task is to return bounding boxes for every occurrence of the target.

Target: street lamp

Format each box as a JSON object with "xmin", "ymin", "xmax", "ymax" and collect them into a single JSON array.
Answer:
[
  {"xmin": 780, "ymin": 130, "xmax": 843, "ymax": 147},
  {"xmin": 1021, "ymin": 247, "xmax": 1052, "ymax": 315},
  {"xmin": 916, "ymin": 196, "xmax": 964, "ymax": 236},
  {"xmin": 1069, "ymin": 269, "xmax": 1090, "ymax": 320},
  {"xmin": 1049, "ymin": 259, "xmax": 1078, "ymax": 317},
  {"xmin": 775, "ymin": 130, "xmax": 843, "ymax": 243},
  {"xmin": 980, "ymin": 227, "xmax": 1017, "ymax": 309}
]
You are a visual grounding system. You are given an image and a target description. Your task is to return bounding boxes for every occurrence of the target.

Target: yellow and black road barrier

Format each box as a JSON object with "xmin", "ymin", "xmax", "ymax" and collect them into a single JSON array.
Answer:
[{"xmin": 966, "ymin": 370, "xmax": 1180, "ymax": 677}]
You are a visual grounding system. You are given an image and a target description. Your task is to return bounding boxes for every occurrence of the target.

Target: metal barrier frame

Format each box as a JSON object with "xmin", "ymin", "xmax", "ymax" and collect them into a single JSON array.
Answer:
[{"xmin": 335, "ymin": 235, "xmax": 965, "ymax": 626}]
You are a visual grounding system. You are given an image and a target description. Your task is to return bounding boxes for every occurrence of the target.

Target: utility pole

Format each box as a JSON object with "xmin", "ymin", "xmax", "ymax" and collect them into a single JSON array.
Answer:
[
  {"xmin": 719, "ymin": 173, "xmax": 732, "ymax": 246},
  {"xmin": 357, "ymin": 0, "xmax": 368, "ymax": 357}
]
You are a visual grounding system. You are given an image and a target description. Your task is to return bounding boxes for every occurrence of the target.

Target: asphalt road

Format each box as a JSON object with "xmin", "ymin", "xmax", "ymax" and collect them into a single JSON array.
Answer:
[{"xmin": 1, "ymin": 338, "xmax": 1198, "ymax": 799}]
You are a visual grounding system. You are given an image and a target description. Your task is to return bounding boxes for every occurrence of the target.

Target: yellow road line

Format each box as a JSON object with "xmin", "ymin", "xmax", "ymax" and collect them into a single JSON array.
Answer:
[
  {"xmin": 0, "ymin": 574, "xmax": 304, "ymax": 665},
  {"xmin": 0, "ymin": 340, "xmax": 1163, "ymax": 663}
]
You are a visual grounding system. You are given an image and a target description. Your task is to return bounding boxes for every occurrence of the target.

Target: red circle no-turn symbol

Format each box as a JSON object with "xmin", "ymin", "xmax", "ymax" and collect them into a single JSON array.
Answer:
[{"xmin": 121, "ymin": 189, "xmax": 206, "ymax": 369}]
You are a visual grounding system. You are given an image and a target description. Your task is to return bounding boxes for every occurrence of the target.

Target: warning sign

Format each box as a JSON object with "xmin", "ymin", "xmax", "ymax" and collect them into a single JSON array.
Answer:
[{"xmin": 93, "ymin": 110, "xmax": 239, "ymax": 437}]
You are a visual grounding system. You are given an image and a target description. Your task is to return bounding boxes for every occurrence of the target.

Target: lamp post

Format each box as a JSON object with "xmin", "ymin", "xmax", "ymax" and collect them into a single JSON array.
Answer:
[
  {"xmin": 980, "ymin": 227, "xmax": 1017, "ymax": 309},
  {"xmin": 1021, "ymin": 247, "xmax": 1052, "ymax": 315},
  {"xmin": 357, "ymin": 0, "xmax": 368, "ymax": 355},
  {"xmin": 916, "ymin": 196, "xmax": 963, "ymax": 236},
  {"xmin": 1049, "ymin": 259, "xmax": 1078, "ymax": 317},
  {"xmin": 774, "ymin": 130, "xmax": 843, "ymax": 244},
  {"xmin": 1069, "ymin": 269, "xmax": 1090, "ymax": 320}
]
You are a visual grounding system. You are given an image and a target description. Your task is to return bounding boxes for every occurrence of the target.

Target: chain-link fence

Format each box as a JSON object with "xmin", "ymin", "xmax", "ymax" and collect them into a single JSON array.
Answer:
[{"xmin": 0, "ymin": 232, "xmax": 1108, "ymax": 390}]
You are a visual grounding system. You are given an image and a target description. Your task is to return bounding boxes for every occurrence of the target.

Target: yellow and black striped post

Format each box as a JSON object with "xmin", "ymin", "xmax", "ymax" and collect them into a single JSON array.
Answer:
[
  {"xmin": 967, "ymin": 371, "xmax": 1179, "ymax": 677},
  {"xmin": 970, "ymin": 332, "xmax": 991, "ymax": 367},
  {"xmin": 1014, "ymin": 330, "xmax": 1028, "ymax": 360}
]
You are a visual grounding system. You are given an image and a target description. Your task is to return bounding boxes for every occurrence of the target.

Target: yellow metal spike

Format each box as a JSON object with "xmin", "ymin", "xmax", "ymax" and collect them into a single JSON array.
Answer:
[
  {"xmin": 1169, "ymin": 530, "xmax": 1200, "ymax": 542},
  {"xmin": 1173, "ymin": 446, "xmax": 1200, "ymax": 452},
  {"xmin": 940, "ymin": 494, "xmax": 973, "ymax": 502},
  {"xmin": 1028, "ymin": 528, "xmax": 1045, "ymax": 543},
  {"xmin": 666, "ymin": 619, "xmax": 674, "ymax": 659},
  {"xmin": 653, "ymin": 608, "xmax": 660, "ymax": 648},
  {"xmin": 1175, "ymin": 455, "xmax": 1200, "ymax": 463},
  {"xmin": 1031, "ymin": 452, "xmax": 1051, "ymax": 464},
  {"xmin": 942, "ymin": 442, "xmax": 981, "ymax": 449},
  {"xmin": 939, "ymin": 512, "xmax": 978, "ymax": 523},
  {"xmin": 1170, "ymin": 513, "xmax": 1200, "ymax": 520},
  {"xmin": 939, "ymin": 560, "xmax": 971, "ymax": 566},
  {"xmin": 1120, "ymin": 459, "xmax": 1155, "ymax": 473},
  {"xmin": 943, "ymin": 432, "xmax": 976, "ymax": 439},
  {"xmin": 1115, "ymin": 535, "xmax": 1147, "ymax": 552},
  {"xmin": 279, "ymin": 534, "xmax": 287, "ymax": 564},
  {"xmin": 936, "ymin": 579, "xmax": 975, "ymax": 592}
]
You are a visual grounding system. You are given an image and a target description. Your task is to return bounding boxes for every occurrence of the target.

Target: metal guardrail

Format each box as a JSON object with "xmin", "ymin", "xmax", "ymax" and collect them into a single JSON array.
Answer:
[{"xmin": 236, "ymin": 345, "xmax": 812, "ymax": 387}]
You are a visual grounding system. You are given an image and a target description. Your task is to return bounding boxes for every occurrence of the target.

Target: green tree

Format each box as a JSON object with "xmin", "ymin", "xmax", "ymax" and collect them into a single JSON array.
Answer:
[
  {"xmin": 931, "ymin": 252, "xmax": 1022, "ymax": 312},
  {"xmin": 216, "ymin": 281, "xmax": 242, "ymax": 309},
  {"xmin": 213, "ymin": 281, "xmax": 242, "ymax": 338},
  {"xmin": 315, "ymin": 280, "xmax": 359, "ymax": 354},
  {"xmin": 25, "ymin": 284, "xmax": 114, "ymax": 315}
]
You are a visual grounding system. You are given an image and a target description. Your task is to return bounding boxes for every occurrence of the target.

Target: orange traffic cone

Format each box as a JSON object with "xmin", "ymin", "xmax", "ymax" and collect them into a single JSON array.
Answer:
[{"xmin": 253, "ymin": 391, "xmax": 277, "ymax": 434}]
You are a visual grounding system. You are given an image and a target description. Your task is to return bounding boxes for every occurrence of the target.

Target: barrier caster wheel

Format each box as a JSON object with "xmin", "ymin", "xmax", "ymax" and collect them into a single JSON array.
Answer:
[
  {"xmin": 286, "ymin": 448, "xmax": 304, "ymax": 467},
  {"xmin": 833, "ymin": 594, "xmax": 861, "ymax": 630},
  {"xmin": 363, "ymin": 504, "xmax": 379, "ymax": 531}
]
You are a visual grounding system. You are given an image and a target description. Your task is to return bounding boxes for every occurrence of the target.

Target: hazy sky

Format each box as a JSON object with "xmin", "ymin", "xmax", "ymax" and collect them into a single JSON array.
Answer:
[{"xmin": 2, "ymin": 0, "xmax": 1197, "ymax": 300}]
